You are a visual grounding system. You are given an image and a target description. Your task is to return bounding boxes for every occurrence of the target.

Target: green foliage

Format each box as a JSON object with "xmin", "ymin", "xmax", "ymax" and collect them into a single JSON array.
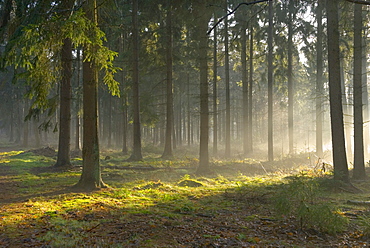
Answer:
[
  {"xmin": 3, "ymin": 9, "xmax": 120, "ymax": 112},
  {"xmin": 358, "ymin": 216, "xmax": 370, "ymax": 237},
  {"xmin": 274, "ymin": 175, "xmax": 348, "ymax": 234}
]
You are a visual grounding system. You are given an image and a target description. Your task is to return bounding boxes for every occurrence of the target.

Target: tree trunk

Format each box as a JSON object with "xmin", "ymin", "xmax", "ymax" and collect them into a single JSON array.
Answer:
[
  {"xmin": 268, "ymin": 0, "xmax": 274, "ymax": 161},
  {"xmin": 34, "ymin": 121, "xmax": 40, "ymax": 147},
  {"xmin": 122, "ymin": 91, "xmax": 128, "ymax": 155},
  {"xmin": 316, "ymin": 0, "xmax": 323, "ymax": 157},
  {"xmin": 326, "ymin": 0, "xmax": 350, "ymax": 183},
  {"xmin": 362, "ymin": 26, "xmax": 369, "ymax": 158},
  {"xmin": 55, "ymin": 38, "xmax": 72, "ymax": 167},
  {"xmin": 340, "ymin": 57, "xmax": 353, "ymax": 161},
  {"xmin": 107, "ymin": 95, "xmax": 112, "ymax": 148},
  {"xmin": 248, "ymin": 25, "xmax": 254, "ymax": 153},
  {"xmin": 224, "ymin": 0, "xmax": 231, "ymax": 158},
  {"xmin": 353, "ymin": 3, "xmax": 366, "ymax": 179},
  {"xmin": 187, "ymin": 73, "xmax": 191, "ymax": 147},
  {"xmin": 128, "ymin": 0, "xmax": 143, "ymax": 161},
  {"xmin": 9, "ymin": 101, "xmax": 14, "ymax": 142},
  {"xmin": 196, "ymin": 2, "xmax": 211, "ymax": 175},
  {"xmin": 287, "ymin": 0, "xmax": 294, "ymax": 154},
  {"xmin": 119, "ymin": 33, "xmax": 128, "ymax": 155},
  {"xmin": 75, "ymin": 0, "xmax": 105, "ymax": 190},
  {"xmin": 23, "ymin": 99, "xmax": 29, "ymax": 147},
  {"xmin": 75, "ymin": 48, "xmax": 81, "ymax": 151},
  {"xmin": 241, "ymin": 19, "xmax": 249, "ymax": 155},
  {"xmin": 162, "ymin": 1, "xmax": 174, "ymax": 159},
  {"xmin": 213, "ymin": 13, "xmax": 218, "ymax": 156}
]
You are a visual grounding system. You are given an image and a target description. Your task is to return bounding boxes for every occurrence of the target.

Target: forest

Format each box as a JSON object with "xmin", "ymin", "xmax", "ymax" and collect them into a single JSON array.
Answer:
[{"xmin": 1, "ymin": 0, "xmax": 370, "ymax": 247}]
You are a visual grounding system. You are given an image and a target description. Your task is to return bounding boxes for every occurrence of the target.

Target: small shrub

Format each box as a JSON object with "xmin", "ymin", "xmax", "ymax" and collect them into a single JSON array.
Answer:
[
  {"xmin": 273, "ymin": 174, "xmax": 348, "ymax": 234},
  {"xmin": 358, "ymin": 216, "xmax": 370, "ymax": 237}
]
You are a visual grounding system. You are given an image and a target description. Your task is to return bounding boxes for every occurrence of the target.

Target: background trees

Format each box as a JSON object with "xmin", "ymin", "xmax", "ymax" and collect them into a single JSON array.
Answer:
[{"xmin": 0, "ymin": 0, "xmax": 369, "ymax": 184}]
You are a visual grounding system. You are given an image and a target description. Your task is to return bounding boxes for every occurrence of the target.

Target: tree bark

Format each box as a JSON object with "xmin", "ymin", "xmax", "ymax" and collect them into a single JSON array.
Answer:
[
  {"xmin": 75, "ymin": 0, "xmax": 105, "ymax": 190},
  {"xmin": 196, "ymin": 2, "xmax": 211, "ymax": 175},
  {"xmin": 268, "ymin": 0, "xmax": 274, "ymax": 161},
  {"xmin": 34, "ymin": 121, "xmax": 41, "ymax": 147},
  {"xmin": 75, "ymin": 48, "xmax": 81, "ymax": 151},
  {"xmin": 362, "ymin": 24, "xmax": 369, "ymax": 157},
  {"xmin": 162, "ymin": 1, "xmax": 174, "ymax": 159},
  {"xmin": 107, "ymin": 95, "xmax": 112, "ymax": 148},
  {"xmin": 340, "ymin": 57, "xmax": 353, "ymax": 160},
  {"xmin": 241, "ymin": 17, "xmax": 249, "ymax": 155},
  {"xmin": 128, "ymin": 0, "xmax": 143, "ymax": 161},
  {"xmin": 287, "ymin": 0, "xmax": 294, "ymax": 154},
  {"xmin": 55, "ymin": 38, "xmax": 72, "ymax": 167},
  {"xmin": 224, "ymin": 0, "xmax": 231, "ymax": 158},
  {"xmin": 119, "ymin": 33, "xmax": 128, "ymax": 155},
  {"xmin": 23, "ymin": 99, "xmax": 29, "ymax": 147},
  {"xmin": 213, "ymin": 13, "xmax": 218, "ymax": 156},
  {"xmin": 187, "ymin": 73, "xmax": 191, "ymax": 147},
  {"xmin": 327, "ymin": 0, "xmax": 350, "ymax": 183},
  {"xmin": 353, "ymin": 3, "xmax": 366, "ymax": 179},
  {"xmin": 248, "ymin": 25, "xmax": 254, "ymax": 153},
  {"xmin": 316, "ymin": 0, "xmax": 323, "ymax": 157}
]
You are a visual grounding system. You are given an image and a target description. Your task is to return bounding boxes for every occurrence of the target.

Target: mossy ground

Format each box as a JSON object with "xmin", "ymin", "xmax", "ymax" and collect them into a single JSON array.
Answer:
[{"xmin": 1, "ymin": 146, "xmax": 370, "ymax": 247}]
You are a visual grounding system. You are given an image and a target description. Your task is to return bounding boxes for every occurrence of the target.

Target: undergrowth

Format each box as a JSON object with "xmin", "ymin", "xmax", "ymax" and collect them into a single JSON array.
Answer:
[
  {"xmin": 273, "ymin": 173, "xmax": 348, "ymax": 234},
  {"xmin": 1, "ymin": 149, "xmax": 370, "ymax": 247}
]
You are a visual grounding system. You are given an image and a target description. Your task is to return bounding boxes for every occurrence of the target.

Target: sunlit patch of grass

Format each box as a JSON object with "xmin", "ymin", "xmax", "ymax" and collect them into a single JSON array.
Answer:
[
  {"xmin": 0, "ymin": 150, "xmax": 24, "ymax": 157},
  {"xmin": 40, "ymin": 217, "xmax": 101, "ymax": 247},
  {"xmin": 4, "ymin": 150, "xmax": 370, "ymax": 246}
]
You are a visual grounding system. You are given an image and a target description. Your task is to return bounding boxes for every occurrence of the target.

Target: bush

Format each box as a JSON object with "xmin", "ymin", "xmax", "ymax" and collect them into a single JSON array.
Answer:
[{"xmin": 274, "ymin": 174, "xmax": 348, "ymax": 234}]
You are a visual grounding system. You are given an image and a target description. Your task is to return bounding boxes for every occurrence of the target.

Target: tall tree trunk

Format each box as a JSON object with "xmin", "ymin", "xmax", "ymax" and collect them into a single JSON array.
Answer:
[
  {"xmin": 224, "ymin": 0, "xmax": 231, "ymax": 158},
  {"xmin": 362, "ymin": 26, "xmax": 369, "ymax": 158},
  {"xmin": 128, "ymin": 0, "xmax": 143, "ymax": 161},
  {"xmin": 107, "ymin": 95, "xmax": 112, "ymax": 148},
  {"xmin": 353, "ymin": 3, "xmax": 366, "ymax": 179},
  {"xmin": 341, "ymin": 58, "xmax": 353, "ymax": 160},
  {"xmin": 55, "ymin": 38, "xmax": 72, "ymax": 167},
  {"xmin": 241, "ymin": 19, "xmax": 249, "ymax": 155},
  {"xmin": 326, "ymin": 0, "xmax": 350, "ymax": 183},
  {"xmin": 268, "ymin": 0, "xmax": 274, "ymax": 161},
  {"xmin": 34, "ymin": 121, "xmax": 40, "ymax": 147},
  {"xmin": 248, "ymin": 25, "xmax": 254, "ymax": 153},
  {"xmin": 75, "ymin": 48, "xmax": 81, "ymax": 151},
  {"xmin": 287, "ymin": 0, "xmax": 294, "ymax": 154},
  {"xmin": 213, "ymin": 13, "xmax": 218, "ymax": 156},
  {"xmin": 122, "ymin": 89, "xmax": 128, "ymax": 155},
  {"xmin": 187, "ymin": 73, "xmax": 191, "ymax": 147},
  {"xmin": 15, "ymin": 98, "xmax": 22, "ymax": 143},
  {"xmin": 9, "ymin": 101, "xmax": 14, "ymax": 142},
  {"xmin": 316, "ymin": 0, "xmax": 323, "ymax": 157},
  {"xmin": 196, "ymin": 2, "xmax": 211, "ymax": 175},
  {"xmin": 162, "ymin": 1, "xmax": 174, "ymax": 159},
  {"xmin": 119, "ymin": 33, "xmax": 128, "ymax": 155},
  {"xmin": 75, "ymin": 0, "xmax": 105, "ymax": 190},
  {"xmin": 23, "ymin": 99, "xmax": 29, "ymax": 147},
  {"xmin": 178, "ymin": 93, "xmax": 183, "ymax": 146}
]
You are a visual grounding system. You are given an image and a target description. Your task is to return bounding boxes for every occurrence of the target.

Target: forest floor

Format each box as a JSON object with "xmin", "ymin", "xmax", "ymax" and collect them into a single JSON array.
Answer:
[{"xmin": 1, "ymin": 145, "xmax": 370, "ymax": 247}]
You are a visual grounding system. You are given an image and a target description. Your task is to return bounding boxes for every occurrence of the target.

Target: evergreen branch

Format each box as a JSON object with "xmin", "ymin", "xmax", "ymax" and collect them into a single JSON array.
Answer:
[{"xmin": 207, "ymin": 0, "xmax": 270, "ymax": 35}]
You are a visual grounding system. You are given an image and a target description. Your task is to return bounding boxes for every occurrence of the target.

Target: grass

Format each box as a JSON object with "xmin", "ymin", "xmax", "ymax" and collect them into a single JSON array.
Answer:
[{"xmin": 1, "ymin": 148, "xmax": 370, "ymax": 247}]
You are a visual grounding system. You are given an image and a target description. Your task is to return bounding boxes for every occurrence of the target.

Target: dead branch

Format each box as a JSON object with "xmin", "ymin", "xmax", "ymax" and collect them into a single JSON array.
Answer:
[{"xmin": 207, "ymin": 0, "xmax": 269, "ymax": 35}]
